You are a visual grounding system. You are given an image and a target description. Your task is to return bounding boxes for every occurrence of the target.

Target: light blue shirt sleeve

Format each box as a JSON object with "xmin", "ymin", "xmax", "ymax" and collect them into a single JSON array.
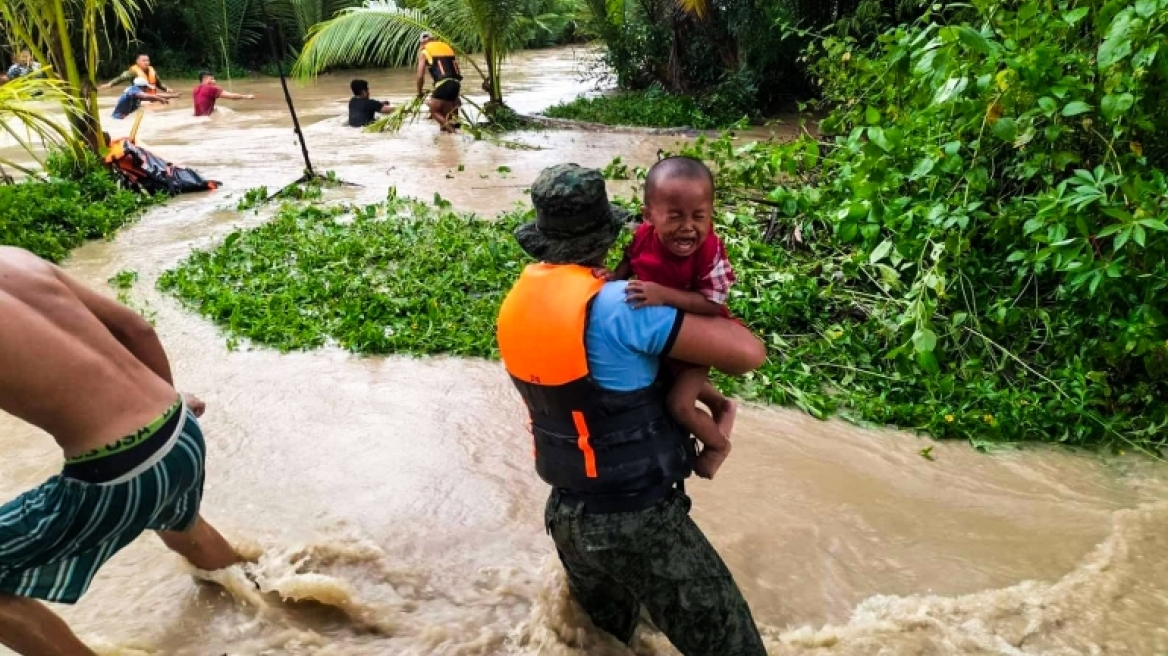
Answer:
[{"xmin": 585, "ymin": 281, "xmax": 682, "ymax": 391}]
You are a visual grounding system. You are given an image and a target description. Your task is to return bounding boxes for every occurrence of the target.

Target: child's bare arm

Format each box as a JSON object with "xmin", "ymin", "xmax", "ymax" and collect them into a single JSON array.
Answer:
[
  {"xmin": 625, "ymin": 280, "xmax": 724, "ymax": 315},
  {"xmin": 592, "ymin": 256, "xmax": 633, "ymax": 281}
]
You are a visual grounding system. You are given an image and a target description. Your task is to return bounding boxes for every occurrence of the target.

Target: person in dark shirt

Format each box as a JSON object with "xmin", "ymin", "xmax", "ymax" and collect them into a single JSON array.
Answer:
[{"xmin": 348, "ymin": 79, "xmax": 393, "ymax": 127}]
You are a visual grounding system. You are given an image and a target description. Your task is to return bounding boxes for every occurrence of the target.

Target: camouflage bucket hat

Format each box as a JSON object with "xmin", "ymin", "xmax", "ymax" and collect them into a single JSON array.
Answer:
[{"xmin": 515, "ymin": 163, "xmax": 631, "ymax": 264}]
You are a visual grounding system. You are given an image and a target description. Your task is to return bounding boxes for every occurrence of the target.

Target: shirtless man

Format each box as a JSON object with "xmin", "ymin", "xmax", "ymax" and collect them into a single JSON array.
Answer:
[{"xmin": 0, "ymin": 247, "xmax": 242, "ymax": 656}]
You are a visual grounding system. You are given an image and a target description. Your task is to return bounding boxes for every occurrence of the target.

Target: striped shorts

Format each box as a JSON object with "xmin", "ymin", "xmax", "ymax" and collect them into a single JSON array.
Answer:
[{"xmin": 0, "ymin": 409, "xmax": 206, "ymax": 604}]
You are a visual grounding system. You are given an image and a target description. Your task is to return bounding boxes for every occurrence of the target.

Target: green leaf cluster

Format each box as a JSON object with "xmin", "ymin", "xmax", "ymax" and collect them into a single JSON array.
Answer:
[
  {"xmin": 159, "ymin": 194, "xmax": 529, "ymax": 356},
  {"xmin": 673, "ymin": 0, "xmax": 1168, "ymax": 451},
  {"xmin": 0, "ymin": 152, "xmax": 159, "ymax": 263}
]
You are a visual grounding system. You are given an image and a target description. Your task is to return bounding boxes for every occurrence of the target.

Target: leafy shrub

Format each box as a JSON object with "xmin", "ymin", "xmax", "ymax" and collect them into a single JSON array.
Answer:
[
  {"xmin": 668, "ymin": 0, "xmax": 1168, "ymax": 451},
  {"xmin": 544, "ymin": 87, "xmax": 748, "ymax": 129},
  {"xmin": 1, "ymin": 152, "xmax": 158, "ymax": 262}
]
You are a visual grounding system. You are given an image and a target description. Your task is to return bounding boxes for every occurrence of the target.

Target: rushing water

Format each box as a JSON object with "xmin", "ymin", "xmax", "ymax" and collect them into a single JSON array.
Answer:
[{"xmin": 2, "ymin": 47, "xmax": 1167, "ymax": 655}]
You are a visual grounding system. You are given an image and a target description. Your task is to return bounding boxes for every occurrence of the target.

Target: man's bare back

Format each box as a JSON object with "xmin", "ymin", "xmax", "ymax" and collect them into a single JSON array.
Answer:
[
  {"xmin": 0, "ymin": 247, "xmax": 240, "ymax": 656},
  {"xmin": 0, "ymin": 246, "xmax": 177, "ymax": 459}
]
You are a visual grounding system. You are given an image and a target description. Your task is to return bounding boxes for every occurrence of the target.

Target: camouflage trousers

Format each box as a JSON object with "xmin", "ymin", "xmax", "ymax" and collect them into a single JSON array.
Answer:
[{"xmin": 544, "ymin": 488, "xmax": 767, "ymax": 656}]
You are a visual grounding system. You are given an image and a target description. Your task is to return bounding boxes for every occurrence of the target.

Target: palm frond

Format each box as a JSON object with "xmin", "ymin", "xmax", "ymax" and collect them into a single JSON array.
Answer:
[
  {"xmin": 0, "ymin": 71, "xmax": 78, "ymax": 167},
  {"xmin": 673, "ymin": 0, "xmax": 707, "ymax": 18},
  {"xmin": 293, "ymin": 0, "xmax": 477, "ymax": 76},
  {"xmin": 364, "ymin": 94, "xmax": 426, "ymax": 132}
]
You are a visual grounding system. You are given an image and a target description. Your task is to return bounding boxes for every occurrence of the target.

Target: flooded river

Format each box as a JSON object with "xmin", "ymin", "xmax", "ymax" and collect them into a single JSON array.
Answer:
[{"xmin": 2, "ymin": 47, "xmax": 1168, "ymax": 655}]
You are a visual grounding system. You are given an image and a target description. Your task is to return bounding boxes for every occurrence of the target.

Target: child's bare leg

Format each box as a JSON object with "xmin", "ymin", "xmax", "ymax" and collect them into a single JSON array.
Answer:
[
  {"xmin": 696, "ymin": 381, "xmax": 737, "ymax": 439},
  {"xmin": 668, "ymin": 365, "xmax": 731, "ymax": 480}
]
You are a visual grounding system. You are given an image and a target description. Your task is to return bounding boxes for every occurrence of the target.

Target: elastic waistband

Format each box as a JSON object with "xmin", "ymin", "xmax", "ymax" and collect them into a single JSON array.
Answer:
[
  {"xmin": 66, "ymin": 397, "xmax": 183, "ymax": 465},
  {"xmin": 553, "ymin": 482, "xmax": 680, "ymax": 515},
  {"xmin": 62, "ymin": 398, "xmax": 186, "ymax": 484}
]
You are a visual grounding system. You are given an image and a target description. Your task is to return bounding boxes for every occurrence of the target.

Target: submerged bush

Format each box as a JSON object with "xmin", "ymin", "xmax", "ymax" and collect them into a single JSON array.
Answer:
[
  {"xmin": 544, "ymin": 87, "xmax": 749, "ymax": 129},
  {"xmin": 0, "ymin": 152, "xmax": 158, "ymax": 262}
]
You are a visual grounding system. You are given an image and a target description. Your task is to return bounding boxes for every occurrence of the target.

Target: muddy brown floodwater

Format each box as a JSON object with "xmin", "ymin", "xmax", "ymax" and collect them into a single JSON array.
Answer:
[{"xmin": 3, "ymin": 47, "xmax": 1168, "ymax": 655}]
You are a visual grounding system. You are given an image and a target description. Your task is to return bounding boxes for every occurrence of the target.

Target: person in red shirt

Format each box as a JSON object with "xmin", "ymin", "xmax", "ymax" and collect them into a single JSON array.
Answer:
[
  {"xmin": 192, "ymin": 71, "xmax": 255, "ymax": 117},
  {"xmin": 598, "ymin": 156, "xmax": 741, "ymax": 479}
]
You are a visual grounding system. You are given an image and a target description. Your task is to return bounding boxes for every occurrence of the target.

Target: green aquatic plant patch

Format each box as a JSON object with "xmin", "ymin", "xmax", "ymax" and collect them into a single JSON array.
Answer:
[
  {"xmin": 1, "ymin": 152, "xmax": 159, "ymax": 262},
  {"xmin": 159, "ymin": 194, "xmax": 530, "ymax": 356}
]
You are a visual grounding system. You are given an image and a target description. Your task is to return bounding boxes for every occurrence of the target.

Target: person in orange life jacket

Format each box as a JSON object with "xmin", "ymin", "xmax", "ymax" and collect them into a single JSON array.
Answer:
[
  {"xmin": 496, "ymin": 164, "xmax": 768, "ymax": 655},
  {"xmin": 111, "ymin": 77, "xmax": 169, "ymax": 120},
  {"xmin": 193, "ymin": 71, "xmax": 255, "ymax": 117},
  {"xmin": 100, "ymin": 54, "xmax": 179, "ymax": 99},
  {"xmin": 416, "ymin": 33, "xmax": 462, "ymax": 133}
]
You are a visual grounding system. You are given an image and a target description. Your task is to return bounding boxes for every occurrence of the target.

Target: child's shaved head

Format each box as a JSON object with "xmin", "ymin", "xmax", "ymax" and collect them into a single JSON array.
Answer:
[{"xmin": 644, "ymin": 156, "xmax": 715, "ymax": 204}]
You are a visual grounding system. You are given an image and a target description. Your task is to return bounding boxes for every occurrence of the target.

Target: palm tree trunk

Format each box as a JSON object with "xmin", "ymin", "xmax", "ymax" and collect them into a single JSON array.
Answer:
[
  {"xmin": 50, "ymin": 0, "xmax": 102, "ymax": 151},
  {"xmin": 666, "ymin": 13, "xmax": 688, "ymax": 92},
  {"xmin": 486, "ymin": 45, "xmax": 503, "ymax": 106}
]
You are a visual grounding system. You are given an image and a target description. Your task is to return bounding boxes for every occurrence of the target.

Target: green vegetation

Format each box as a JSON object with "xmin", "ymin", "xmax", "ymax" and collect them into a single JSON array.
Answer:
[
  {"xmin": 1, "ymin": 0, "xmax": 150, "ymax": 151},
  {"xmin": 292, "ymin": 0, "xmax": 576, "ymax": 111},
  {"xmin": 159, "ymin": 193, "xmax": 531, "ymax": 355},
  {"xmin": 671, "ymin": 0, "xmax": 1166, "ymax": 452},
  {"xmin": 580, "ymin": 0, "xmax": 929, "ymax": 120},
  {"xmin": 544, "ymin": 88, "xmax": 748, "ymax": 129},
  {"xmin": 161, "ymin": 0, "xmax": 1168, "ymax": 454},
  {"xmin": 0, "ymin": 153, "xmax": 158, "ymax": 263}
]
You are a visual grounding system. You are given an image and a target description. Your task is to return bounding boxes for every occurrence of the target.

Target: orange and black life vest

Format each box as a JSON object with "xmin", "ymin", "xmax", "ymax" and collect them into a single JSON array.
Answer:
[
  {"xmin": 130, "ymin": 64, "xmax": 159, "ymax": 95},
  {"xmin": 497, "ymin": 264, "xmax": 693, "ymax": 497},
  {"xmin": 421, "ymin": 41, "xmax": 462, "ymax": 83}
]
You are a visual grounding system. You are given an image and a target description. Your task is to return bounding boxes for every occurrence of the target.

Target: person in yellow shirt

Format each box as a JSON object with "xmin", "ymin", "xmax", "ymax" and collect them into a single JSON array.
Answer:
[{"xmin": 416, "ymin": 33, "xmax": 463, "ymax": 133}]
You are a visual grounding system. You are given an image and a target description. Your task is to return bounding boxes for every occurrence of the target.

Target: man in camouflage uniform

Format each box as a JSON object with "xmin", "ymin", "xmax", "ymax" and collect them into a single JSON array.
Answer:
[{"xmin": 496, "ymin": 164, "xmax": 768, "ymax": 654}]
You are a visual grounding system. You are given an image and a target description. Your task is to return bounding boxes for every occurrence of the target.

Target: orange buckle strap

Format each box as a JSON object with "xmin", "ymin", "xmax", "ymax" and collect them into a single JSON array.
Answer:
[{"xmin": 571, "ymin": 411, "xmax": 597, "ymax": 478}]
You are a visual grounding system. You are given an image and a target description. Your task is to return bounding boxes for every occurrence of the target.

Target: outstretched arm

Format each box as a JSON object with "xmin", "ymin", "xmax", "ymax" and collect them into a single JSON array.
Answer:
[
  {"xmin": 100, "ymin": 70, "xmax": 132, "ymax": 90},
  {"xmin": 220, "ymin": 91, "xmax": 255, "ymax": 100},
  {"xmin": 51, "ymin": 266, "xmax": 174, "ymax": 385}
]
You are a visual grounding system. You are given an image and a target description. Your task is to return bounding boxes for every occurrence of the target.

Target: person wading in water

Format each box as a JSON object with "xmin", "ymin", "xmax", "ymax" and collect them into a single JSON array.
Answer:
[
  {"xmin": 100, "ymin": 53, "xmax": 179, "ymax": 100},
  {"xmin": 0, "ymin": 247, "xmax": 244, "ymax": 656},
  {"xmin": 496, "ymin": 165, "xmax": 769, "ymax": 655},
  {"xmin": 416, "ymin": 33, "xmax": 463, "ymax": 133}
]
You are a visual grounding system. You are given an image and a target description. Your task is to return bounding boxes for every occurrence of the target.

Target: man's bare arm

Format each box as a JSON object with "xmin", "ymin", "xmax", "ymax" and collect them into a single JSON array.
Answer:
[
  {"xmin": 51, "ymin": 267, "xmax": 175, "ymax": 385},
  {"xmin": 221, "ymin": 91, "xmax": 255, "ymax": 100},
  {"xmin": 416, "ymin": 54, "xmax": 427, "ymax": 95},
  {"xmin": 667, "ymin": 314, "xmax": 766, "ymax": 376},
  {"xmin": 100, "ymin": 70, "xmax": 132, "ymax": 89}
]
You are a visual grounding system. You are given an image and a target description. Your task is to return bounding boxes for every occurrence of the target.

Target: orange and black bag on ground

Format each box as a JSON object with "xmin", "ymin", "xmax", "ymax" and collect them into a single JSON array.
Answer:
[
  {"xmin": 103, "ymin": 138, "xmax": 220, "ymax": 195},
  {"xmin": 102, "ymin": 116, "xmax": 219, "ymax": 195}
]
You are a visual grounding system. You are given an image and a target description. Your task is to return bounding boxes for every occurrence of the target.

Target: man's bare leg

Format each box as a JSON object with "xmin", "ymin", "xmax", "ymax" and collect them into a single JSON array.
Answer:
[
  {"xmin": 428, "ymin": 98, "xmax": 456, "ymax": 133},
  {"xmin": 0, "ymin": 594, "xmax": 98, "ymax": 656},
  {"xmin": 157, "ymin": 515, "xmax": 244, "ymax": 571}
]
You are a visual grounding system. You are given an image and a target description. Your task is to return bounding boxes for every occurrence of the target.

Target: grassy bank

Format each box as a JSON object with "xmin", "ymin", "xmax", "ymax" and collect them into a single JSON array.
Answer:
[
  {"xmin": 0, "ymin": 154, "xmax": 159, "ymax": 263},
  {"xmin": 544, "ymin": 88, "xmax": 749, "ymax": 130}
]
